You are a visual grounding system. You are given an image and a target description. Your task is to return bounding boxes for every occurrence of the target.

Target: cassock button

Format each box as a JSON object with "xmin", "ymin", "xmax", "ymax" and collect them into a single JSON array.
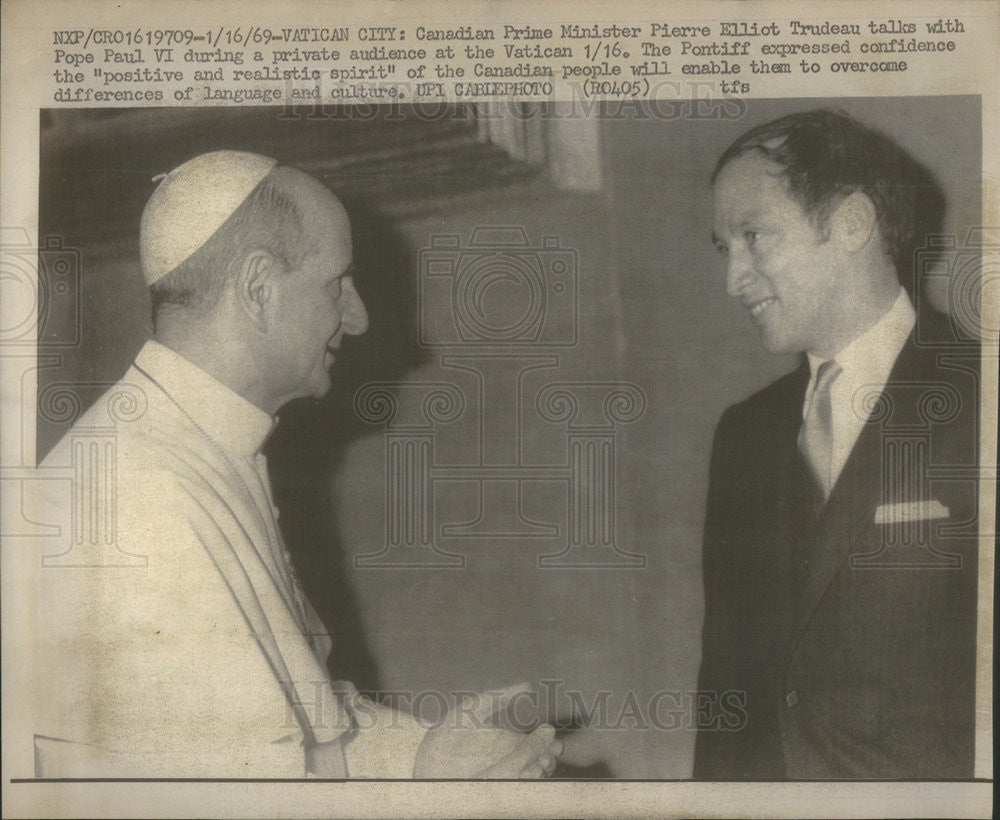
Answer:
[{"xmin": 785, "ymin": 690, "xmax": 799, "ymax": 708}]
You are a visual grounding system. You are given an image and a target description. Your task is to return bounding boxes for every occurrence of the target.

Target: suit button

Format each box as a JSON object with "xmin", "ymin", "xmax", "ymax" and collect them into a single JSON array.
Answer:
[{"xmin": 785, "ymin": 690, "xmax": 799, "ymax": 708}]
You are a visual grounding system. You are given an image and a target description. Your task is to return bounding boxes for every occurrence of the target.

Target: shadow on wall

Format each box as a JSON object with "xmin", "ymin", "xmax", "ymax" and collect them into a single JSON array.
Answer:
[{"xmin": 266, "ymin": 201, "xmax": 428, "ymax": 694}]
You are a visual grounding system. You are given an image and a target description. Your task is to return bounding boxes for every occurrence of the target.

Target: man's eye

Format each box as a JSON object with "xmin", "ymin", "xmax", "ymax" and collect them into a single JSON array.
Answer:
[
  {"xmin": 745, "ymin": 230, "xmax": 759, "ymax": 247},
  {"xmin": 714, "ymin": 242, "xmax": 729, "ymax": 256}
]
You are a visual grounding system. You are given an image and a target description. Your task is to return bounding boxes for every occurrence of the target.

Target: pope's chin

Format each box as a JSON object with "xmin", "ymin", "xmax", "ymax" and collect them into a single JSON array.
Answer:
[
  {"xmin": 313, "ymin": 372, "xmax": 334, "ymax": 399},
  {"xmin": 303, "ymin": 362, "xmax": 334, "ymax": 401}
]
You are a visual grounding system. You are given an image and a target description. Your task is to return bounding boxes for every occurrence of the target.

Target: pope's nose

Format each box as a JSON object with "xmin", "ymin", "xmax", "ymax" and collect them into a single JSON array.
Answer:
[{"xmin": 341, "ymin": 277, "xmax": 369, "ymax": 335}]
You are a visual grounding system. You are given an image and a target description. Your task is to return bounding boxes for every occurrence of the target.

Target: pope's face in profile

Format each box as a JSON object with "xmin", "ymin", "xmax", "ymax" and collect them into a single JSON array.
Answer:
[
  {"xmin": 712, "ymin": 151, "xmax": 845, "ymax": 357},
  {"xmin": 265, "ymin": 172, "xmax": 369, "ymax": 407}
]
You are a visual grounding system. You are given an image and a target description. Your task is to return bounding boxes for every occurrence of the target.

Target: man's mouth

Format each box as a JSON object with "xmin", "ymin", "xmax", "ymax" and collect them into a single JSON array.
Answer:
[{"xmin": 746, "ymin": 297, "xmax": 777, "ymax": 319}]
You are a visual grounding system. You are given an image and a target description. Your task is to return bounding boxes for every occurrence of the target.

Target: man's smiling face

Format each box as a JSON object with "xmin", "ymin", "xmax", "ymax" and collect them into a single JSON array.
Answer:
[{"xmin": 712, "ymin": 150, "xmax": 846, "ymax": 357}]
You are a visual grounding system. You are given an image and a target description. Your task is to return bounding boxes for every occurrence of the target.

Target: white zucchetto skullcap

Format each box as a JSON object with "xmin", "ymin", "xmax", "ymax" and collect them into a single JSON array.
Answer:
[{"xmin": 140, "ymin": 150, "xmax": 278, "ymax": 285}]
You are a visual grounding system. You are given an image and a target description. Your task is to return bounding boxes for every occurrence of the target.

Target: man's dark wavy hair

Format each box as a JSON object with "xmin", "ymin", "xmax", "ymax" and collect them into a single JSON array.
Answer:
[{"xmin": 712, "ymin": 108, "xmax": 945, "ymax": 296}]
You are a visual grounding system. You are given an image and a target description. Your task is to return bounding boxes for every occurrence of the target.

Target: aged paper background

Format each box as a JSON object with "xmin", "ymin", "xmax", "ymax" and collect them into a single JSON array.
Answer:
[{"xmin": 2, "ymin": 0, "xmax": 996, "ymax": 817}]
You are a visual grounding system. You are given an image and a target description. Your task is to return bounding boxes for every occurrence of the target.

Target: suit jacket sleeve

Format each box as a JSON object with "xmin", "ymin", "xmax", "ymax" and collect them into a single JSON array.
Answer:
[
  {"xmin": 693, "ymin": 399, "xmax": 791, "ymax": 779},
  {"xmin": 693, "ymin": 406, "xmax": 742, "ymax": 778}
]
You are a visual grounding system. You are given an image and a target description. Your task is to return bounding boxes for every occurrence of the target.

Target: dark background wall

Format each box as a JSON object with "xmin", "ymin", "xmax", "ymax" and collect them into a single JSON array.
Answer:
[{"xmin": 37, "ymin": 96, "xmax": 980, "ymax": 777}]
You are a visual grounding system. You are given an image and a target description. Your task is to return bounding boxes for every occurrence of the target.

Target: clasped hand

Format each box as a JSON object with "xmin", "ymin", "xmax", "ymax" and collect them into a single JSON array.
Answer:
[{"xmin": 413, "ymin": 683, "xmax": 562, "ymax": 778}]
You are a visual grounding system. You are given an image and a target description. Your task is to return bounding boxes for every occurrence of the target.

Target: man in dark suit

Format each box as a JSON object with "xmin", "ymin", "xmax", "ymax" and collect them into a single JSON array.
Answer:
[{"xmin": 694, "ymin": 110, "xmax": 980, "ymax": 779}]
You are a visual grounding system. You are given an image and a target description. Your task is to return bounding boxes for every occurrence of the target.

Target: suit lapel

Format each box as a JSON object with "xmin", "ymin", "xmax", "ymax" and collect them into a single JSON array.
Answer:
[
  {"xmin": 766, "ymin": 363, "xmax": 814, "ymax": 636},
  {"xmin": 787, "ymin": 330, "xmax": 930, "ymax": 651},
  {"xmin": 791, "ymin": 408, "xmax": 881, "ymax": 630}
]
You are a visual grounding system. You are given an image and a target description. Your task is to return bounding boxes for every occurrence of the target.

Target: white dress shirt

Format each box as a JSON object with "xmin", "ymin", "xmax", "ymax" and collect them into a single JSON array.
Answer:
[{"xmin": 804, "ymin": 288, "xmax": 916, "ymax": 491}]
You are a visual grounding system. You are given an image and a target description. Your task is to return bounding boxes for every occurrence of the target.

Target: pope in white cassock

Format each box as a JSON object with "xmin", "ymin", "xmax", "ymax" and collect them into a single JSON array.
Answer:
[{"xmin": 30, "ymin": 151, "xmax": 561, "ymax": 778}]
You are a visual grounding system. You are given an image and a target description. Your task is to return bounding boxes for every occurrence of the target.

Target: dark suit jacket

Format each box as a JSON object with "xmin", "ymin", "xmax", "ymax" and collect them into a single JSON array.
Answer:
[{"xmin": 694, "ymin": 313, "xmax": 980, "ymax": 779}]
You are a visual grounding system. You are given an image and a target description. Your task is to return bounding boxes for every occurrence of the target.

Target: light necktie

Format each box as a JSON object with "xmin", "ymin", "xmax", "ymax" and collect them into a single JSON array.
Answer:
[{"xmin": 798, "ymin": 359, "xmax": 842, "ymax": 500}]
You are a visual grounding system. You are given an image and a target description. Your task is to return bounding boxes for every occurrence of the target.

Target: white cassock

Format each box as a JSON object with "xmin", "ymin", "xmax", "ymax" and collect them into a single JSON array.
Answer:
[{"xmin": 27, "ymin": 340, "xmax": 427, "ymax": 778}]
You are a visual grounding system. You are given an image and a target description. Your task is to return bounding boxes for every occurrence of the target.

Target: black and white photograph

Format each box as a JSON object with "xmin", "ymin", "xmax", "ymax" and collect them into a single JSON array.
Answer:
[{"xmin": 1, "ymin": 2, "xmax": 996, "ymax": 818}]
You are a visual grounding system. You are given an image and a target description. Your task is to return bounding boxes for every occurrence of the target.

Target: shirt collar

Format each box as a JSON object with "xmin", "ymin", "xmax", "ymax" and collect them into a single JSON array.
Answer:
[
  {"xmin": 133, "ymin": 339, "xmax": 276, "ymax": 457},
  {"xmin": 806, "ymin": 288, "xmax": 916, "ymax": 385}
]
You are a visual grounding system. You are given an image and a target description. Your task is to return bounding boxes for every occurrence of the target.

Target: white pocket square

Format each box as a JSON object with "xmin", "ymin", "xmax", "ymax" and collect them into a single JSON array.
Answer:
[{"xmin": 874, "ymin": 500, "xmax": 950, "ymax": 524}]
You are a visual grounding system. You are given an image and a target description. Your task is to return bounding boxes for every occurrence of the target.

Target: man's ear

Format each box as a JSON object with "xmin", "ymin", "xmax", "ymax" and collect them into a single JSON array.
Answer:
[
  {"xmin": 829, "ymin": 190, "xmax": 878, "ymax": 253},
  {"xmin": 234, "ymin": 249, "xmax": 282, "ymax": 331}
]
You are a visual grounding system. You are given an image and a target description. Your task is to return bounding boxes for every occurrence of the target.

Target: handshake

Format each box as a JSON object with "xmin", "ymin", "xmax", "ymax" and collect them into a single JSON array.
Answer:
[
  {"xmin": 413, "ymin": 683, "xmax": 562, "ymax": 778},
  {"xmin": 332, "ymin": 682, "xmax": 563, "ymax": 779}
]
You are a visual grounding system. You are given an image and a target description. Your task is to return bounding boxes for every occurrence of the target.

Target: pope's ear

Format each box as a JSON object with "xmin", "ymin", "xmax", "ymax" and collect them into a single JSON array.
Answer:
[
  {"xmin": 234, "ymin": 249, "xmax": 282, "ymax": 331},
  {"xmin": 829, "ymin": 190, "xmax": 878, "ymax": 253}
]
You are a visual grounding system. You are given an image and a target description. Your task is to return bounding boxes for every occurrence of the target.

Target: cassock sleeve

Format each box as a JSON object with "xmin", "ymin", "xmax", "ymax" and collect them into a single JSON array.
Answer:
[
  {"xmin": 336, "ymin": 682, "xmax": 430, "ymax": 778},
  {"xmin": 29, "ymin": 466, "xmax": 317, "ymax": 778}
]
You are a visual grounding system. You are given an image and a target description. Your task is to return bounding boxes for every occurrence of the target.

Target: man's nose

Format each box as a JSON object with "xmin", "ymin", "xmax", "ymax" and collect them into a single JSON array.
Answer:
[
  {"xmin": 341, "ymin": 277, "xmax": 369, "ymax": 335},
  {"xmin": 725, "ymin": 250, "xmax": 754, "ymax": 298}
]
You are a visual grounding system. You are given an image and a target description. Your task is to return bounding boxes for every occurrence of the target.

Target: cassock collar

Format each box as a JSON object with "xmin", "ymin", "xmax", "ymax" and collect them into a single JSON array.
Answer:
[{"xmin": 134, "ymin": 339, "xmax": 276, "ymax": 457}]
